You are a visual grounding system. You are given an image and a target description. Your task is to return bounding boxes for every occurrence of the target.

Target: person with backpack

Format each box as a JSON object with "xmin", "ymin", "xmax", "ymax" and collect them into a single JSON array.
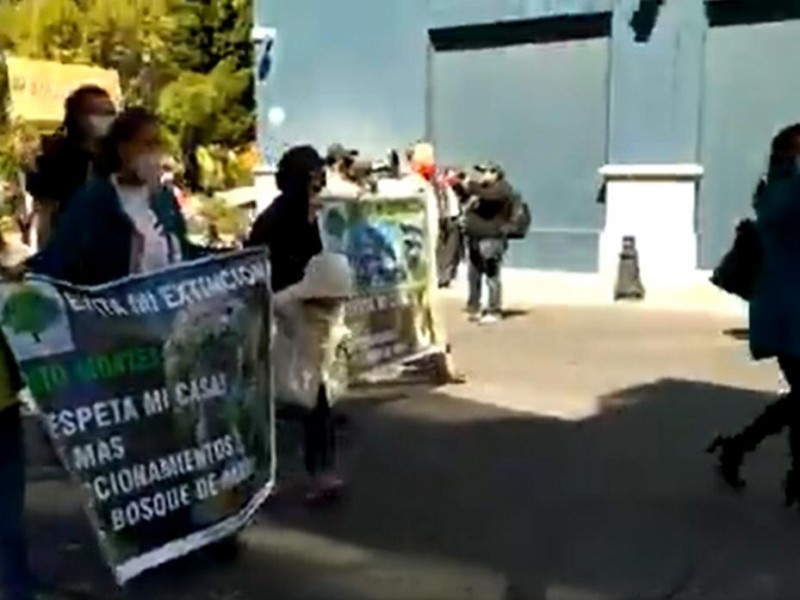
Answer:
[{"xmin": 463, "ymin": 162, "xmax": 527, "ymax": 324}]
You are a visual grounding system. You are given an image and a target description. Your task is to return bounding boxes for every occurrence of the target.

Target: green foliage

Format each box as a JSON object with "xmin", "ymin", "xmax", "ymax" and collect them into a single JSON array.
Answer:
[
  {"xmin": 196, "ymin": 195, "xmax": 247, "ymax": 236},
  {"xmin": 2, "ymin": 286, "xmax": 62, "ymax": 343},
  {"xmin": 0, "ymin": 0, "xmax": 255, "ymax": 182},
  {"xmin": 158, "ymin": 59, "xmax": 252, "ymax": 148},
  {"xmin": 0, "ymin": 0, "xmax": 176, "ymax": 103}
]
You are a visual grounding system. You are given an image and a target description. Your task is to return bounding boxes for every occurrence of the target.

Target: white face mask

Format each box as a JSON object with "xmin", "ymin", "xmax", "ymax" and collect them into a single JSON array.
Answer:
[
  {"xmin": 87, "ymin": 115, "xmax": 115, "ymax": 138},
  {"xmin": 132, "ymin": 153, "xmax": 163, "ymax": 187}
]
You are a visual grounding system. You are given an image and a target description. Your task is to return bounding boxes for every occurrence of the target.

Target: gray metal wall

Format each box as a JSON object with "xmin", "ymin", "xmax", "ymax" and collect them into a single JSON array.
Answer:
[
  {"xmin": 255, "ymin": 0, "xmax": 800, "ymax": 273},
  {"xmin": 431, "ymin": 38, "xmax": 608, "ymax": 271},
  {"xmin": 699, "ymin": 14, "xmax": 800, "ymax": 268}
]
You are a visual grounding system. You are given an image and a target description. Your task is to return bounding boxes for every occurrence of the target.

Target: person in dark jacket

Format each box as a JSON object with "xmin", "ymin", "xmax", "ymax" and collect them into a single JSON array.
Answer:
[
  {"xmin": 246, "ymin": 145, "xmax": 347, "ymax": 502},
  {"xmin": 22, "ymin": 108, "xmax": 201, "ymax": 283},
  {"xmin": 708, "ymin": 123, "xmax": 800, "ymax": 508},
  {"xmin": 247, "ymin": 145, "xmax": 326, "ymax": 293},
  {"xmin": 463, "ymin": 162, "xmax": 514, "ymax": 324},
  {"xmin": 26, "ymin": 85, "xmax": 116, "ymax": 248},
  {"xmin": 20, "ymin": 108, "xmax": 248, "ymax": 561}
]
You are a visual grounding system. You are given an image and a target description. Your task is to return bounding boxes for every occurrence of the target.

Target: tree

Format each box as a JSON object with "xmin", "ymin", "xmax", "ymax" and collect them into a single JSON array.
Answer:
[
  {"xmin": 165, "ymin": 0, "xmax": 255, "ymax": 174},
  {"xmin": 0, "ymin": 0, "xmax": 177, "ymax": 102},
  {"xmin": 158, "ymin": 58, "xmax": 252, "ymax": 190},
  {"xmin": 0, "ymin": 0, "xmax": 256, "ymax": 190},
  {"xmin": 1, "ymin": 286, "xmax": 62, "ymax": 343}
]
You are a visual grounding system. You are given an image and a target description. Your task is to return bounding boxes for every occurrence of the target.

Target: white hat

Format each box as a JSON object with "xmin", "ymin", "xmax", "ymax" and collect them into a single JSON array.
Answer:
[{"xmin": 291, "ymin": 253, "xmax": 353, "ymax": 300}]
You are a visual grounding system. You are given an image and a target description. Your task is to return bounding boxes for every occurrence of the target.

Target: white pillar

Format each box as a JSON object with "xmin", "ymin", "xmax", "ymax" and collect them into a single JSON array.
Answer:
[{"xmin": 598, "ymin": 164, "xmax": 704, "ymax": 288}]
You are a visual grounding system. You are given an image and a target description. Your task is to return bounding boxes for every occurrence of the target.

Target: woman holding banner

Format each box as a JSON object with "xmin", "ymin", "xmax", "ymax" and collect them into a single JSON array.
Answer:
[
  {"xmin": 4, "ymin": 108, "xmax": 243, "ymax": 563},
  {"xmin": 25, "ymin": 107, "xmax": 203, "ymax": 283}
]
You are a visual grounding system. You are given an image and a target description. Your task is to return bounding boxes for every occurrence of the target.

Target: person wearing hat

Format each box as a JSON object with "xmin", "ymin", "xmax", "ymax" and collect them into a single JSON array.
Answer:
[
  {"xmin": 273, "ymin": 252, "xmax": 353, "ymax": 502},
  {"xmin": 325, "ymin": 144, "xmax": 361, "ymax": 197},
  {"xmin": 247, "ymin": 145, "xmax": 327, "ymax": 293},
  {"xmin": 463, "ymin": 162, "xmax": 515, "ymax": 324}
]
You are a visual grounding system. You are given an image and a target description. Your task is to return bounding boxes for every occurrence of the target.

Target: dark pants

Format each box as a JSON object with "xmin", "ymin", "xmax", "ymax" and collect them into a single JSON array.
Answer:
[
  {"xmin": 731, "ymin": 356, "xmax": 800, "ymax": 462},
  {"xmin": 437, "ymin": 218, "xmax": 463, "ymax": 288},
  {"xmin": 0, "ymin": 405, "xmax": 32, "ymax": 600},
  {"xmin": 467, "ymin": 238, "xmax": 505, "ymax": 315},
  {"xmin": 303, "ymin": 386, "xmax": 336, "ymax": 476}
]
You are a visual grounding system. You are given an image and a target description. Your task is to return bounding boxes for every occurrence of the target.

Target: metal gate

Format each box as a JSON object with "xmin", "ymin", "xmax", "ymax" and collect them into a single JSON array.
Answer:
[
  {"xmin": 699, "ymin": 13, "xmax": 800, "ymax": 268},
  {"xmin": 429, "ymin": 18, "xmax": 610, "ymax": 271}
]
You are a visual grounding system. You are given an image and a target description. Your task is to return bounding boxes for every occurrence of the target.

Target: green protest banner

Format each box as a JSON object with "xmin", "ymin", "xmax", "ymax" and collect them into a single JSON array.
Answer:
[
  {"xmin": 319, "ymin": 196, "xmax": 443, "ymax": 371},
  {"xmin": 0, "ymin": 249, "xmax": 274, "ymax": 584}
]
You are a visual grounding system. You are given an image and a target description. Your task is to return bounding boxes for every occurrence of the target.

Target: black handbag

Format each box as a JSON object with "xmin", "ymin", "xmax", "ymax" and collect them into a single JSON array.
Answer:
[{"xmin": 710, "ymin": 219, "xmax": 761, "ymax": 301}]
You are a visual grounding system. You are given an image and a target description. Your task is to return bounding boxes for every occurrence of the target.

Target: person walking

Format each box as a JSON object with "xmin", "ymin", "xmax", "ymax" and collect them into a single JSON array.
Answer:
[
  {"xmin": 436, "ymin": 168, "xmax": 466, "ymax": 288},
  {"xmin": 708, "ymin": 123, "xmax": 800, "ymax": 507},
  {"xmin": 0, "ymin": 229, "xmax": 33, "ymax": 600},
  {"xmin": 463, "ymin": 162, "xmax": 514, "ymax": 324},
  {"xmin": 246, "ymin": 146, "xmax": 347, "ymax": 501},
  {"xmin": 26, "ymin": 85, "xmax": 116, "ymax": 248},
  {"xmin": 6, "ymin": 108, "xmax": 244, "ymax": 561}
]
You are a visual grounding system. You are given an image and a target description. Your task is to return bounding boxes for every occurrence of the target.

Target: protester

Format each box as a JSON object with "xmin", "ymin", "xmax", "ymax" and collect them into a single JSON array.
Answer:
[
  {"xmin": 18, "ymin": 108, "xmax": 201, "ymax": 283},
  {"xmin": 463, "ymin": 162, "xmax": 514, "ymax": 324},
  {"xmin": 325, "ymin": 143, "xmax": 361, "ymax": 196},
  {"xmin": 436, "ymin": 167, "xmax": 466, "ymax": 288},
  {"xmin": 273, "ymin": 253, "xmax": 352, "ymax": 502},
  {"xmin": 0, "ymin": 231, "xmax": 32, "ymax": 600},
  {"xmin": 3, "ymin": 108, "xmax": 245, "ymax": 562},
  {"xmin": 246, "ymin": 145, "xmax": 351, "ymax": 500},
  {"xmin": 708, "ymin": 123, "xmax": 800, "ymax": 507},
  {"xmin": 26, "ymin": 85, "xmax": 116, "ymax": 248},
  {"xmin": 246, "ymin": 145, "xmax": 326, "ymax": 292}
]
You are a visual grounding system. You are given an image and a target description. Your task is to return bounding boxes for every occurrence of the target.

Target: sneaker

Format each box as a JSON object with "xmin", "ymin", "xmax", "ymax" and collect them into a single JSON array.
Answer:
[
  {"xmin": 467, "ymin": 310, "xmax": 481, "ymax": 322},
  {"xmin": 479, "ymin": 313, "xmax": 501, "ymax": 325}
]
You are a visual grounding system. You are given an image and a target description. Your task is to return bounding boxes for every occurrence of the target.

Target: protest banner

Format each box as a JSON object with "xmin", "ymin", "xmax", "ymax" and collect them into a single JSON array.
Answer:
[
  {"xmin": 319, "ymin": 195, "xmax": 445, "ymax": 372},
  {"xmin": 0, "ymin": 249, "xmax": 274, "ymax": 584}
]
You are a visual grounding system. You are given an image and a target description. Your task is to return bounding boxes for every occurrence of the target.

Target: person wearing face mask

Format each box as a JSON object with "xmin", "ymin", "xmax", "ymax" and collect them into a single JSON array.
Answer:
[
  {"xmin": 26, "ymin": 85, "xmax": 116, "ymax": 249},
  {"xmin": 708, "ymin": 123, "xmax": 800, "ymax": 509},
  {"xmin": 19, "ymin": 108, "xmax": 201, "ymax": 284},
  {"xmin": 246, "ymin": 145, "xmax": 348, "ymax": 501},
  {"xmin": 246, "ymin": 145, "xmax": 326, "ymax": 293},
  {"xmin": 9, "ymin": 107, "xmax": 248, "ymax": 563}
]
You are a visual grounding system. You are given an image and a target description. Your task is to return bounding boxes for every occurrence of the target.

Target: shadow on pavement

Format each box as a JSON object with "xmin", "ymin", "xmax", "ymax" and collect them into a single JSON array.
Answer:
[{"xmin": 24, "ymin": 378, "xmax": 800, "ymax": 599}]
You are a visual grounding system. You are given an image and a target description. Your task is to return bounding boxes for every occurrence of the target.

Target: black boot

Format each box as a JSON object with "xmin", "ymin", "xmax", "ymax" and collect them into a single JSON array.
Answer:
[
  {"xmin": 707, "ymin": 394, "xmax": 793, "ymax": 492},
  {"xmin": 707, "ymin": 435, "xmax": 746, "ymax": 491},
  {"xmin": 784, "ymin": 469, "xmax": 800, "ymax": 508},
  {"xmin": 786, "ymin": 405, "xmax": 800, "ymax": 509}
]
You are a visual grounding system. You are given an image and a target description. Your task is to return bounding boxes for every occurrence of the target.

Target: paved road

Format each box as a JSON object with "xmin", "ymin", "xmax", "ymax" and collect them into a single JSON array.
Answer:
[{"xmin": 26, "ymin": 303, "xmax": 800, "ymax": 600}]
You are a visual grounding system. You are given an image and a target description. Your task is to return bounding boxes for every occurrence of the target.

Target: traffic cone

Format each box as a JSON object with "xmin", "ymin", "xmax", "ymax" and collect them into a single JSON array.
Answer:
[{"xmin": 614, "ymin": 235, "xmax": 645, "ymax": 301}]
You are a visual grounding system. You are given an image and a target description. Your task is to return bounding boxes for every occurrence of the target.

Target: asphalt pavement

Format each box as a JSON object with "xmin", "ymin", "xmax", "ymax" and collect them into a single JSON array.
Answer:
[{"xmin": 25, "ymin": 302, "xmax": 800, "ymax": 600}]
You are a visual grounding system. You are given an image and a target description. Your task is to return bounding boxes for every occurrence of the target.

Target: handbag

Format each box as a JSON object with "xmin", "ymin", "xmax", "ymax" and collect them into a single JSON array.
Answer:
[{"xmin": 710, "ymin": 218, "xmax": 761, "ymax": 301}]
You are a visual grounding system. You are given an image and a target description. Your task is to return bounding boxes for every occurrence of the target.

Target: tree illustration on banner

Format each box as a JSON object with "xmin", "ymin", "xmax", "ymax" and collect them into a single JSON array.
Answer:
[{"xmin": 2, "ymin": 286, "xmax": 61, "ymax": 343}]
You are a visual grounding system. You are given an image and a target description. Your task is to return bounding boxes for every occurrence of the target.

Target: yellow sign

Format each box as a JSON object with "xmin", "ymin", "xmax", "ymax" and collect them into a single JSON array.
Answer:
[{"xmin": 5, "ymin": 56, "xmax": 122, "ymax": 124}]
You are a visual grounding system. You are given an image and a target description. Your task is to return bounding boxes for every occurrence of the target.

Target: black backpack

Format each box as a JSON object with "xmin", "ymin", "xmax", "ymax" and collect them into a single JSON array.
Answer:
[{"xmin": 501, "ymin": 193, "xmax": 531, "ymax": 240}]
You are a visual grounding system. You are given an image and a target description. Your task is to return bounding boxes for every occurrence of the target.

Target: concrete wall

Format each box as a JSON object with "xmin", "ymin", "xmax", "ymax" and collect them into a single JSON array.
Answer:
[{"xmin": 254, "ymin": 0, "xmax": 800, "ymax": 277}]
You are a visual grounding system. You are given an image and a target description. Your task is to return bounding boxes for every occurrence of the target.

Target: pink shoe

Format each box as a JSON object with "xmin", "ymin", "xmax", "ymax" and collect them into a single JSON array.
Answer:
[{"xmin": 304, "ymin": 472, "xmax": 346, "ymax": 504}]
